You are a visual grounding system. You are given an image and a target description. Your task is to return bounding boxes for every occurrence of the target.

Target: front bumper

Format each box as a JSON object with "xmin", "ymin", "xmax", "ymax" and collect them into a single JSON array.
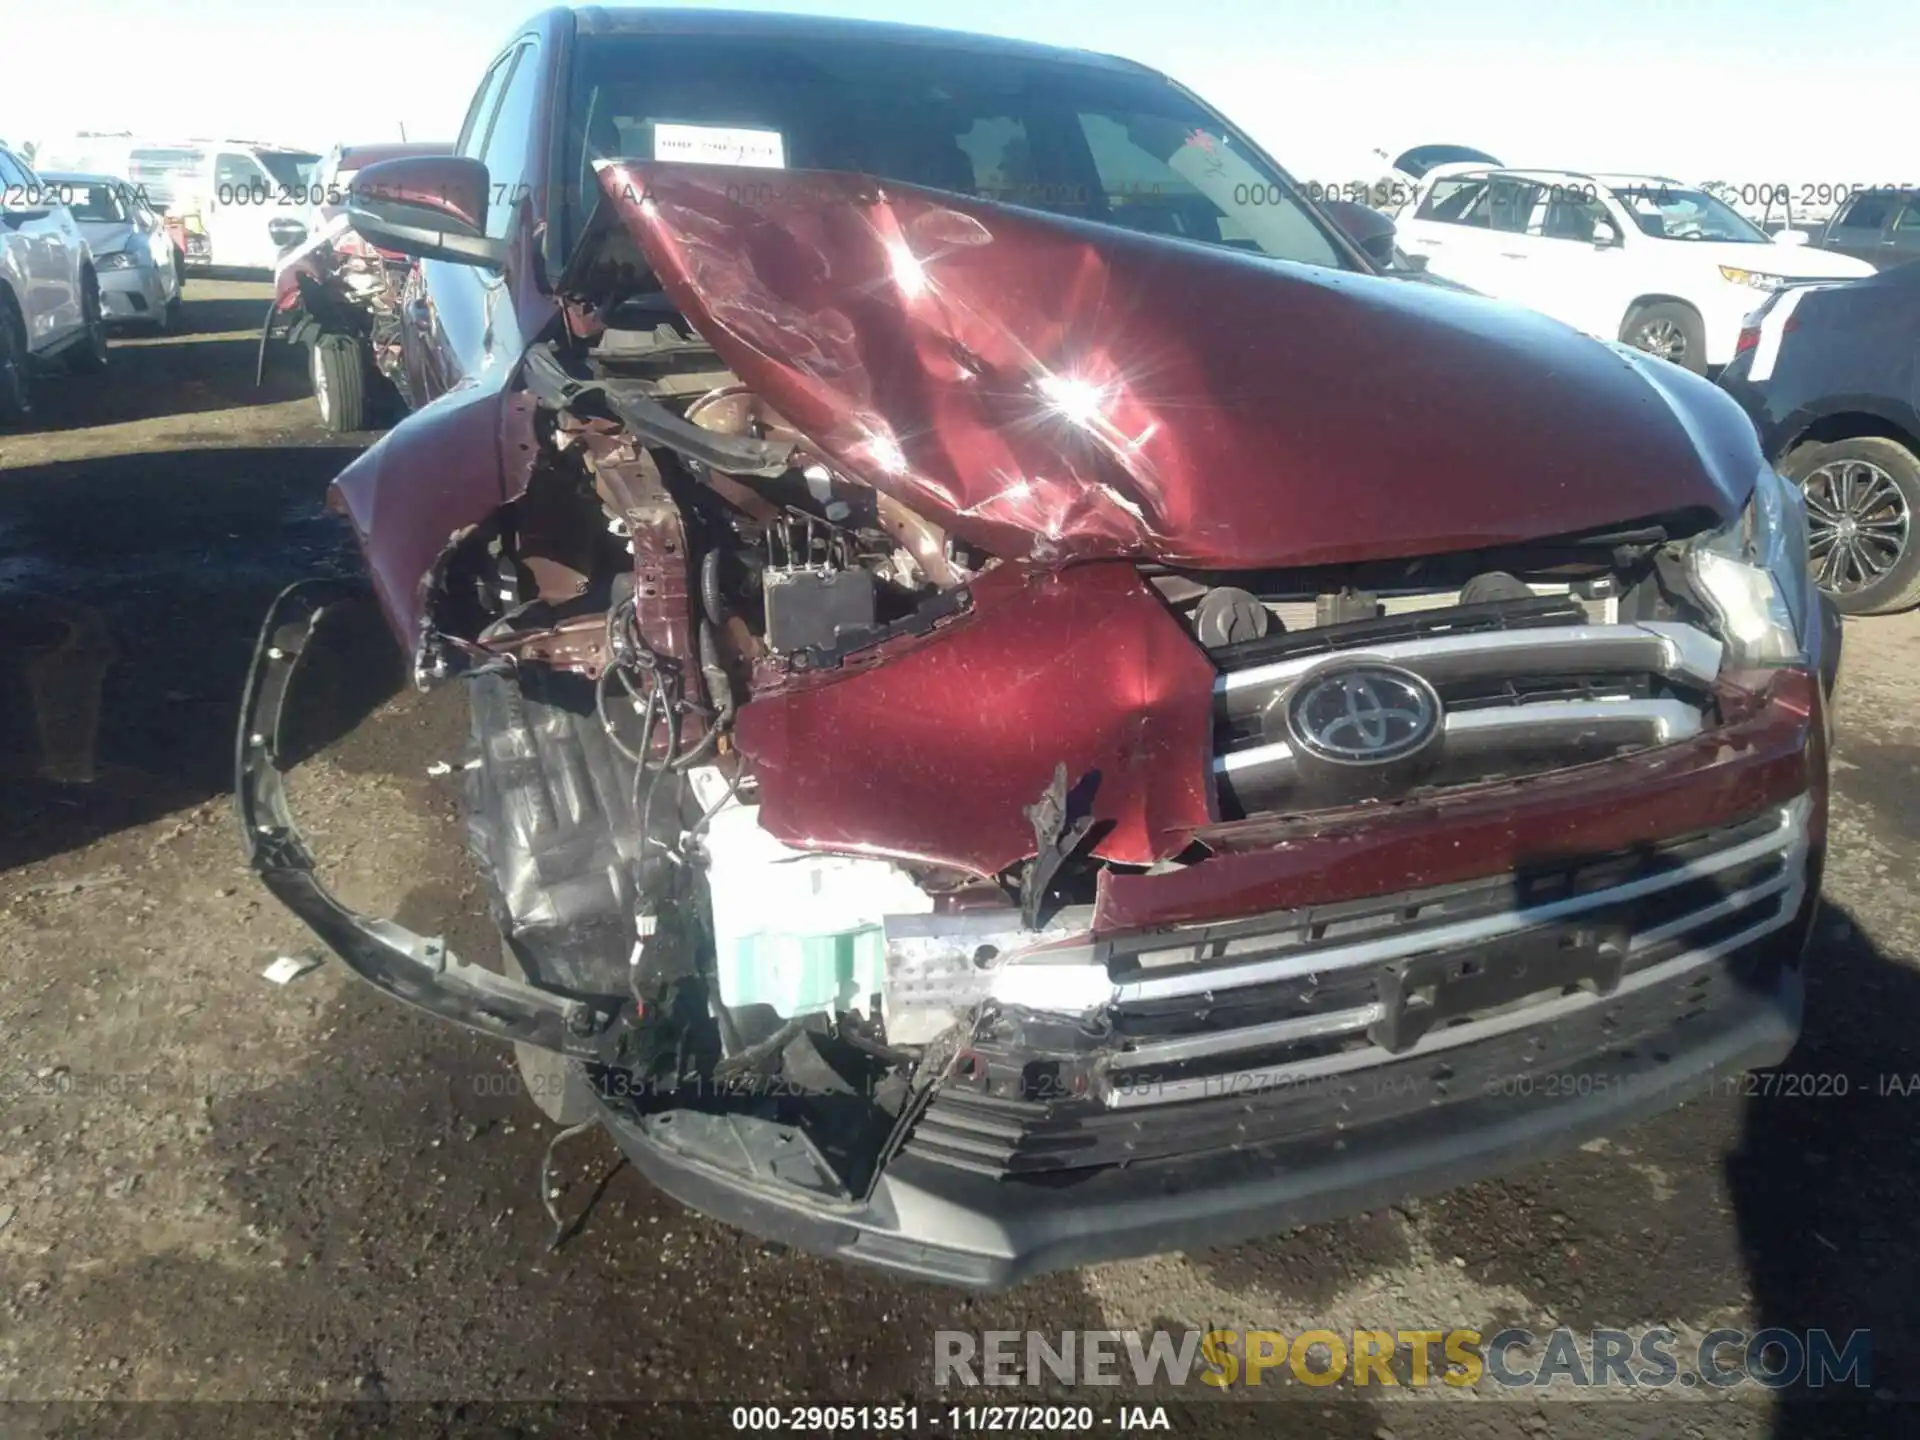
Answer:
[
  {"xmin": 239, "ymin": 581, "xmax": 1827, "ymax": 1288},
  {"xmin": 98, "ymin": 266, "xmax": 166, "ymax": 321},
  {"xmin": 604, "ymin": 937, "xmax": 1805, "ymax": 1286},
  {"xmin": 236, "ymin": 581, "xmax": 627, "ymax": 1059}
]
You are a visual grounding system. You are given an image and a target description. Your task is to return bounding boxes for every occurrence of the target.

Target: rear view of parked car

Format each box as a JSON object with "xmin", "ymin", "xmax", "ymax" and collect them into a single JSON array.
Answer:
[
  {"xmin": 258, "ymin": 141, "xmax": 449, "ymax": 431},
  {"xmin": 0, "ymin": 143, "xmax": 109, "ymax": 426},
  {"xmin": 1720, "ymin": 263, "xmax": 1920, "ymax": 614},
  {"xmin": 36, "ymin": 173, "xmax": 182, "ymax": 331},
  {"xmin": 1397, "ymin": 167, "xmax": 1874, "ymax": 373},
  {"xmin": 239, "ymin": 8, "xmax": 1837, "ymax": 1288}
]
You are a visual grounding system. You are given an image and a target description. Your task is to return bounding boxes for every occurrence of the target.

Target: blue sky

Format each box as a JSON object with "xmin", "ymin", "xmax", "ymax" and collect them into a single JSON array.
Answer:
[{"xmin": 5, "ymin": 0, "xmax": 1916, "ymax": 189}]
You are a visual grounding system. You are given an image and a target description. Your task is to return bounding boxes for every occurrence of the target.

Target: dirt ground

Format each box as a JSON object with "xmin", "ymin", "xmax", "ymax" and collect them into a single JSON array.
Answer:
[{"xmin": 2, "ymin": 279, "xmax": 1918, "ymax": 1438}]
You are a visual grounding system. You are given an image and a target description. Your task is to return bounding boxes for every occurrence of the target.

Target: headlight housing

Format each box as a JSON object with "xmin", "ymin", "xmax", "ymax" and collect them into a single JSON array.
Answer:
[
  {"xmin": 1719, "ymin": 265, "xmax": 1788, "ymax": 291},
  {"xmin": 95, "ymin": 249, "xmax": 138, "ymax": 271},
  {"xmin": 1686, "ymin": 466, "xmax": 1811, "ymax": 667}
]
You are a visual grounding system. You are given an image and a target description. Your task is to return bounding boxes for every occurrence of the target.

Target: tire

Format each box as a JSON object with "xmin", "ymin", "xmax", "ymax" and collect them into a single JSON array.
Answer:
[
  {"xmin": 0, "ymin": 293, "xmax": 31, "ymax": 428},
  {"xmin": 1622, "ymin": 301, "xmax": 1707, "ymax": 374},
  {"xmin": 500, "ymin": 940, "xmax": 599, "ymax": 1126},
  {"xmin": 309, "ymin": 334, "xmax": 367, "ymax": 432},
  {"xmin": 1781, "ymin": 436, "xmax": 1920, "ymax": 616},
  {"xmin": 64, "ymin": 272, "xmax": 109, "ymax": 376},
  {"xmin": 158, "ymin": 292, "xmax": 182, "ymax": 334}
]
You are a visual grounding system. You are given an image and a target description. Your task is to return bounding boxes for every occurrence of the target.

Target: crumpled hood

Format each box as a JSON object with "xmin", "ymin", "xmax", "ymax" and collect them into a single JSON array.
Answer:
[
  {"xmin": 76, "ymin": 220, "xmax": 137, "ymax": 261},
  {"xmin": 595, "ymin": 162, "xmax": 1764, "ymax": 568}
]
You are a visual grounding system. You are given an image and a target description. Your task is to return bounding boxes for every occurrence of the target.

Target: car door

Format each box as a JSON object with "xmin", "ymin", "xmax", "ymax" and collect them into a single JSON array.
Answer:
[
  {"xmin": 1510, "ymin": 184, "xmax": 1635, "ymax": 337},
  {"xmin": 130, "ymin": 189, "xmax": 179, "ymax": 301},
  {"xmin": 1471, "ymin": 174, "xmax": 1556, "ymax": 308},
  {"xmin": 1818, "ymin": 191, "xmax": 1897, "ymax": 265},
  {"xmin": 211, "ymin": 151, "xmax": 276, "ymax": 269},
  {"xmin": 0, "ymin": 149, "xmax": 81, "ymax": 350},
  {"xmin": 1882, "ymin": 196, "xmax": 1920, "ymax": 267},
  {"xmin": 1396, "ymin": 170, "xmax": 1500, "ymax": 290}
]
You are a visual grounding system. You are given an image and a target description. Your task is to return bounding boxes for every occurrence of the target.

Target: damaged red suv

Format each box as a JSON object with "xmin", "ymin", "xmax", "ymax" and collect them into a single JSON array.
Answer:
[{"xmin": 238, "ymin": 8, "xmax": 1841, "ymax": 1287}]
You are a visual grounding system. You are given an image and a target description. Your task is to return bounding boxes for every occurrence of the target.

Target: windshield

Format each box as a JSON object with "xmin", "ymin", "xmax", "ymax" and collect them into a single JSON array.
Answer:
[
  {"xmin": 562, "ymin": 34, "xmax": 1351, "ymax": 273},
  {"xmin": 52, "ymin": 181, "xmax": 130, "ymax": 223},
  {"xmin": 258, "ymin": 151, "xmax": 319, "ymax": 190},
  {"xmin": 129, "ymin": 148, "xmax": 203, "ymax": 209},
  {"xmin": 1611, "ymin": 184, "xmax": 1769, "ymax": 243}
]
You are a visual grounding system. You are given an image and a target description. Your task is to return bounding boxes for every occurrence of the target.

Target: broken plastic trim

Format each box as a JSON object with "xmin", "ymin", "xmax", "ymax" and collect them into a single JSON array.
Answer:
[{"xmin": 235, "ymin": 579, "xmax": 623, "ymax": 1060}]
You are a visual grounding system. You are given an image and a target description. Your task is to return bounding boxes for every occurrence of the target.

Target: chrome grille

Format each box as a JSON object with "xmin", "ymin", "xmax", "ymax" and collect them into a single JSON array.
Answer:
[
  {"xmin": 1211, "ymin": 598, "xmax": 1723, "ymax": 817},
  {"xmin": 904, "ymin": 799, "xmax": 1809, "ymax": 1176}
]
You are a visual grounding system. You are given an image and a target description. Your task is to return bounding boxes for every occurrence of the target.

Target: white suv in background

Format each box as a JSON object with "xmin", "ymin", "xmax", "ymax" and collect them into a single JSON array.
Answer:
[
  {"xmin": 1395, "ymin": 167, "xmax": 1875, "ymax": 373},
  {"xmin": 0, "ymin": 143, "xmax": 109, "ymax": 426}
]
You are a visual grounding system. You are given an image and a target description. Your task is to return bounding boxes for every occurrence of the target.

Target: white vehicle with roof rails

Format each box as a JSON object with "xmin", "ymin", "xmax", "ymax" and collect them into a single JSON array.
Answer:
[{"xmin": 1394, "ymin": 165, "xmax": 1876, "ymax": 374}]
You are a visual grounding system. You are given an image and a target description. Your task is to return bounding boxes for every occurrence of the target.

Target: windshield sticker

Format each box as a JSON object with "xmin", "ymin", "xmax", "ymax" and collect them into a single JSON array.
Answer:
[{"xmin": 652, "ymin": 124, "xmax": 786, "ymax": 170}]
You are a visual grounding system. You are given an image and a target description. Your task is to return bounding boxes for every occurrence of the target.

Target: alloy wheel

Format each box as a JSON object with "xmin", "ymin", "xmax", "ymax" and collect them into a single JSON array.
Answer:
[
  {"xmin": 1802, "ymin": 459, "xmax": 1913, "ymax": 596},
  {"xmin": 1633, "ymin": 318, "xmax": 1686, "ymax": 364}
]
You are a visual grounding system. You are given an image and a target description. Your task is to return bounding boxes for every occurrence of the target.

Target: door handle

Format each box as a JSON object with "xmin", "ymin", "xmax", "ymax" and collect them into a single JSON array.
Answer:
[
  {"xmin": 1410, "ymin": 236, "xmax": 1440, "ymax": 246},
  {"xmin": 1498, "ymin": 252, "xmax": 1528, "ymax": 259}
]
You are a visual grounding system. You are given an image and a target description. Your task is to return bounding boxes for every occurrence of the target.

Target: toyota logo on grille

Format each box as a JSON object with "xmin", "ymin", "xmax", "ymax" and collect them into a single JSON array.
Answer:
[{"xmin": 1286, "ymin": 664, "xmax": 1442, "ymax": 765}]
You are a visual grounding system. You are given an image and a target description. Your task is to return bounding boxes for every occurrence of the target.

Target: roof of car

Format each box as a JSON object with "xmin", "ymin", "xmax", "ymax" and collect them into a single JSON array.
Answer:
[
  {"xmin": 1591, "ymin": 173, "xmax": 1686, "ymax": 188},
  {"xmin": 336, "ymin": 141, "xmax": 450, "ymax": 168},
  {"xmin": 35, "ymin": 170, "xmax": 131, "ymax": 186},
  {"xmin": 567, "ymin": 6, "xmax": 1153, "ymax": 74},
  {"xmin": 181, "ymin": 138, "xmax": 320, "ymax": 156},
  {"xmin": 1417, "ymin": 165, "xmax": 1690, "ymax": 189}
]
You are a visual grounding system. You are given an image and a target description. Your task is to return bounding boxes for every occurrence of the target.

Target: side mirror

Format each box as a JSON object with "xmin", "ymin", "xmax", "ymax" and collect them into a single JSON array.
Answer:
[
  {"xmin": 345, "ymin": 154, "xmax": 505, "ymax": 269},
  {"xmin": 1321, "ymin": 198, "xmax": 1397, "ymax": 267},
  {"xmin": 268, "ymin": 216, "xmax": 309, "ymax": 253},
  {"xmin": 1774, "ymin": 229, "xmax": 1809, "ymax": 247},
  {"xmin": 0, "ymin": 198, "xmax": 51, "ymax": 225},
  {"xmin": 1591, "ymin": 220, "xmax": 1623, "ymax": 249}
]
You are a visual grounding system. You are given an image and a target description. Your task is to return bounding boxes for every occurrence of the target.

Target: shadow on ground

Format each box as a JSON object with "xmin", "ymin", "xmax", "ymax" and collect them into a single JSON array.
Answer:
[
  {"xmin": 0, "ymin": 444, "xmax": 372, "ymax": 871},
  {"xmin": 1733, "ymin": 902, "xmax": 1920, "ymax": 1435},
  {"xmin": 19, "ymin": 290, "xmax": 309, "ymax": 433}
]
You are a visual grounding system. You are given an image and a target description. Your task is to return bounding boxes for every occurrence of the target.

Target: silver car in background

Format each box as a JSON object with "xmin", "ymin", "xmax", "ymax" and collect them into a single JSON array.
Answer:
[{"xmin": 36, "ymin": 173, "xmax": 183, "ymax": 332}]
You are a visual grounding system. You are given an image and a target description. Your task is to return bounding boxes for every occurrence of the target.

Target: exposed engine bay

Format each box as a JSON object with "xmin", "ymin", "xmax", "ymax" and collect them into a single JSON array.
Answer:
[
  {"xmin": 342, "ymin": 258, "xmax": 1764, "ymax": 1192},
  {"xmin": 240, "ymin": 161, "xmax": 1830, "ymax": 1238}
]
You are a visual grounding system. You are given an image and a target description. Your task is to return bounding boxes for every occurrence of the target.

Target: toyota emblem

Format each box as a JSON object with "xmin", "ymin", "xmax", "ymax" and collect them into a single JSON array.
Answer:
[{"xmin": 1285, "ymin": 663, "xmax": 1442, "ymax": 765}]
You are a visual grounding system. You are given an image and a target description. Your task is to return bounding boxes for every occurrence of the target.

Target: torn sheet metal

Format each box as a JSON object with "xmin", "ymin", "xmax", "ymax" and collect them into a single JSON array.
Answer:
[{"xmin": 731, "ymin": 561, "xmax": 1217, "ymax": 876}]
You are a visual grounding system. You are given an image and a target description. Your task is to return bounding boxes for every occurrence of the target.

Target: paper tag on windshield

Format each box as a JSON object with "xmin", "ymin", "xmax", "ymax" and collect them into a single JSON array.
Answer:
[{"xmin": 652, "ymin": 124, "xmax": 786, "ymax": 169}]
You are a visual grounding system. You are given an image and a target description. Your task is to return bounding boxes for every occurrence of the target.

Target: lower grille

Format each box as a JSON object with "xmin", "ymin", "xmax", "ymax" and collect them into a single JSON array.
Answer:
[{"xmin": 906, "ymin": 799, "xmax": 1809, "ymax": 1178}]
